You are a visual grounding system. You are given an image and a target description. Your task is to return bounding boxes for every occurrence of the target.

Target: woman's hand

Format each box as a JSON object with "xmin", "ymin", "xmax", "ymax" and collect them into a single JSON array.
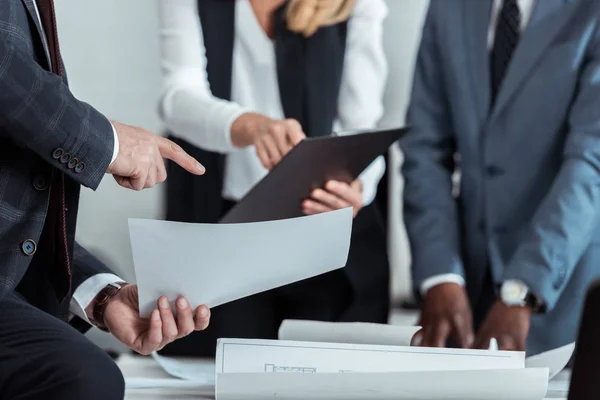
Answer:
[
  {"xmin": 303, "ymin": 179, "xmax": 363, "ymax": 217},
  {"xmin": 231, "ymin": 113, "xmax": 306, "ymax": 170}
]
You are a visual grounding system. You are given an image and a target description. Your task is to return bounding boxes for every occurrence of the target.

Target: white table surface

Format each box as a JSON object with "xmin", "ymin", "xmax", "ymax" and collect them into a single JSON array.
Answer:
[{"xmin": 117, "ymin": 354, "xmax": 571, "ymax": 400}]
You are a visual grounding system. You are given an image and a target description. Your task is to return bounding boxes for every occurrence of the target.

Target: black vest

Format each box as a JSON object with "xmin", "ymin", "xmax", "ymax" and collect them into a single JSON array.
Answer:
[{"xmin": 166, "ymin": 0, "xmax": 348, "ymax": 224}]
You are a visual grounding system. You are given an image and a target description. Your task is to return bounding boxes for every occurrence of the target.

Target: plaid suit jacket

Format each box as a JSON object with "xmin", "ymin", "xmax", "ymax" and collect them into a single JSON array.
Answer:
[{"xmin": 0, "ymin": 0, "xmax": 115, "ymax": 317}]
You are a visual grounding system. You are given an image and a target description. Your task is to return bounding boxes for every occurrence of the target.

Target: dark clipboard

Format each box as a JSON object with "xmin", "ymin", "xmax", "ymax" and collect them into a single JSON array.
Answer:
[{"xmin": 220, "ymin": 126, "xmax": 409, "ymax": 224}]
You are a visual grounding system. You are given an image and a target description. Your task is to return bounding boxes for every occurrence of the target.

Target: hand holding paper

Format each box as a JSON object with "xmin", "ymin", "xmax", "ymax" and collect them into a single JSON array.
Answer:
[
  {"xmin": 102, "ymin": 284, "xmax": 210, "ymax": 355},
  {"xmin": 129, "ymin": 208, "xmax": 353, "ymax": 317}
]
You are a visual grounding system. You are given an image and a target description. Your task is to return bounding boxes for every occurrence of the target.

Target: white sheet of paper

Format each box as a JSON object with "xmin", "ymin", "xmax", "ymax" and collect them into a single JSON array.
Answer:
[
  {"xmin": 526, "ymin": 342, "xmax": 575, "ymax": 380},
  {"xmin": 215, "ymin": 338, "xmax": 525, "ymax": 374},
  {"xmin": 125, "ymin": 377, "xmax": 212, "ymax": 390},
  {"xmin": 151, "ymin": 352, "xmax": 215, "ymax": 383},
  {"xmin": 489, "ymin": 337, "xmax": 499, "ymax": 351},
  {"xmin": 278, "ymin": 320, "xmax": 422, "ymax": 346},
  {"xmin": 129, "ymin": 208, "xmax": 353, "ymax": 316},
  {"xmin": 216, "ymin": 369, "xmax": 549, "ymax": 400},
  {"xmin": 546, "ymin": 377, "xmax": 570, "ymax": 395}
]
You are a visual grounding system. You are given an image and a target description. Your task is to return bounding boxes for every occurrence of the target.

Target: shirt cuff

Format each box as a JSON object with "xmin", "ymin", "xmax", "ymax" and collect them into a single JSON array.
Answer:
[
  {"xmin": 69, "ymin": 273, "xmax": 123, "ymax": 324},
  {"xmin": 420, "ymin": 273, "xmax": 466, "ymax": 296},
  {"xmin": 358, "ymin": 155, "xmax": 385, "ymax": 206},
  {"xmin": 110, "ymin": 123, "xmax": 119, "ymax": 164}
]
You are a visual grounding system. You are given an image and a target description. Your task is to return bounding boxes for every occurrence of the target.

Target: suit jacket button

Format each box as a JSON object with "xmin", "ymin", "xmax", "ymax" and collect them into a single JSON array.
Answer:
[
  {"xmin": 52, "ymin": 148, "xmax": 64, "ymax": 160},
  {"xmin": 74, "ymin": 162, "xmax": 86, "ymax": 173},
  {"xmin": 68, "ymin": 157, "xmax": 78, "ymax": 169},
  {"xmin": 33, "ymin": 175, "xmax": 50, "ymax": 191},
  {"xmin": 60, "ymin": 153, "xmax": 71, "ymax": 164},
  {"xmin": 21, "ymin": 239, "xmax": 37, "ymax": 256}
]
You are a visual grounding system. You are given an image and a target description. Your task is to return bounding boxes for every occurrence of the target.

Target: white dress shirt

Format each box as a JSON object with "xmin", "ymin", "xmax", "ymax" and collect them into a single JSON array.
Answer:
[
  {"xmin": 32, "ymin": 0, "xmax": 122, "ymax": 324},
  {"xmin": 420, "ymin": 0, "xmax": 537, "ymax": 296},
  {"xmin": 159, "ymin": 0, "xmax": 388, "ymax": 205}
]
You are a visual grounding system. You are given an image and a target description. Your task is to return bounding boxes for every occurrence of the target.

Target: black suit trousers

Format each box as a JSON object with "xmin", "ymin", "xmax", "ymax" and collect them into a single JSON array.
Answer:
[{"xmin": 0, "ymin": 292, "xmax": 125, "ymax": 400}]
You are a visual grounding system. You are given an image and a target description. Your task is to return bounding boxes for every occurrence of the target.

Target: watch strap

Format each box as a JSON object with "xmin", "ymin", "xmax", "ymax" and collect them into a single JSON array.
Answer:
[
  {"xmin": 90, "ymin": 282, "xmax": 128, "ymax": 332},
  {"xmin": 525, "ymin": 291, "xmax": 545, "ymax": 313}
]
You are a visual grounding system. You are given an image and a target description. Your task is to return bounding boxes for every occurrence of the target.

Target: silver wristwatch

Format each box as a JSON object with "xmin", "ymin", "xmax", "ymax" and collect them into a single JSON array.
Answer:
[{"xmin": 500, "ymin": 280, "xmax": 543, "ymax": 312}]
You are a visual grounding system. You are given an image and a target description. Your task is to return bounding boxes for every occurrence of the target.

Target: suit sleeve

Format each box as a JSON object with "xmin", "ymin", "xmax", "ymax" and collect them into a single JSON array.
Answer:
[
  {"xmin": 72, "ymin": 241, "xmax": 114, "ymax": 289},
  {"xmin": 0, "ymin": 34, "xmax": 113, "ymax": 190},
  {"xmin": 503, "ymin": 30, "xmax": 600, "ymax": 311},
  {"xmin": 69, "ymin": 242, "xmax": 123, "ymax": 331},
  {"xmin": 399, "ymin": 1, "xmax": 465, "ymax": 291}
]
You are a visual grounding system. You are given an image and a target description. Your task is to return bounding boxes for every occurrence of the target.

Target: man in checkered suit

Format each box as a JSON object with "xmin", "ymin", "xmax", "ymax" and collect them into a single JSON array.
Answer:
[{"xmin": 0, "ymin": 1, "xmax": 212, "ymax": 398}]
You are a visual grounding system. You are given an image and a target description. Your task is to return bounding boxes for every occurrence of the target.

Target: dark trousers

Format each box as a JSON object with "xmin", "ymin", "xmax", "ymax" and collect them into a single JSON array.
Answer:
[
  {"xmin": 472, "ymin": 267, "xmax": 499, "ymax": 332},
  {"xmin": 160, "ymin": 268, "xmax": 352, "ymax": 357},
  {"xmin": 0, "ymin": 292, "xmax": 125, "ymax": 400}
]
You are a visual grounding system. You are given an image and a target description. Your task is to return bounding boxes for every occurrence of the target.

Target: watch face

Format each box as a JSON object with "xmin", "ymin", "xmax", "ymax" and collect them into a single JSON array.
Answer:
[{"xmin": 502, "ymin": 281, "xmax": 527, "ymax": 304}]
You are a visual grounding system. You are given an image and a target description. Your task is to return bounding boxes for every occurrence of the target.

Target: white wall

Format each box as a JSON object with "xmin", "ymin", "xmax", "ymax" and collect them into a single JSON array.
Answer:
[
  {"xmin": 55, "ymin": 0, "xmax": 429, "ymax": 299},
  {"xmin": 381, "ymin": 0, "xmax": 429, "ymax": 303},
  {"xmin": 56, "ymin": 0, "xmax": 163, "ymax": 282}
]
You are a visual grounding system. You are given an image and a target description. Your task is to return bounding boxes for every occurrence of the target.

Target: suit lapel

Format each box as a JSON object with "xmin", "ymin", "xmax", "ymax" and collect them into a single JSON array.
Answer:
[
  {"xmin": 20, "ymin": 0, "xmax": 51, "ymax": 69},
  {"xmin": 463, "ymin": 0, "xmax": 493, "ymax": 128},
  {"xmin": 490, "ymin": 0, "xmax": 574, "ymax": 121}
]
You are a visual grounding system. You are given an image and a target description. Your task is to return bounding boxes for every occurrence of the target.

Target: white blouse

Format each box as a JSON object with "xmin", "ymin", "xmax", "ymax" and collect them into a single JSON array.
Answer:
[{"xmin": 158, "ymin": 0, "xmax": 388, "ymax": 205}]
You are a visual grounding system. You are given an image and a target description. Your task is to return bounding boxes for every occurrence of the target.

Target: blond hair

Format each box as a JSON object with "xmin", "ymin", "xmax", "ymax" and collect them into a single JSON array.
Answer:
[{"xmin": 286, "ymin": 0, "xmax": 357, "ymax": 37}]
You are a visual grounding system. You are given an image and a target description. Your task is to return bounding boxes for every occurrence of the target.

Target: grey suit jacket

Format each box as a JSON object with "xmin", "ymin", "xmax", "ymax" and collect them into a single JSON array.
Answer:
[
  {"xmin": 0, "ymin": 0, "xmax": 115, "ymax": 322},
  {"xmin": 401, "ymin": 0, "xmax": 600, "ymax": 355}
]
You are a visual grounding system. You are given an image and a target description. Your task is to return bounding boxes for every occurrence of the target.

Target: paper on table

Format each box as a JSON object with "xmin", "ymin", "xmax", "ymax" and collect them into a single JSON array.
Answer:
[
  {"xmin": 129, "ymin": 208, "xmax": 353, "ymax": 317},
  {"xmin": 489, "ymin": 337, "xmax": 499, "ymax": 351},
  {"xmin": 278, "ymin": 320, "xmax": 422, "ymax": 346},
  {"xmin": 546, "ymin": 374, "xmax": 571, "ymax": 395},
  {"xmin": 125, "ymin": 377, "xmax": 213, "ymax": 390},
  {"xmin": 216, "ymin": 368, "xmax": 549, "ymax": 400},
  {"xmin": 526, "ymin": 342, "xmax": 575, "ymax": 380},
  {"xmin": 151, "ymin": 352, "xmax": 215, "ymax": 383},
  {"xmin": 277, "ymin": 320, "xmax": 572, "ymax": 379},
  {"xmin": 216, "ymin": 338, "xmax": 525, "ymax": 374}
]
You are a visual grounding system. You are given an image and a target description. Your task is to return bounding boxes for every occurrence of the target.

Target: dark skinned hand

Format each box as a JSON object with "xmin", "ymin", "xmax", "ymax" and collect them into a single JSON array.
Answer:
[
  {"xmin": 412, "ymin": 282, "xmax": 475, "ymax": 348},
  {"xmin": 473, "ymin": 300, "xmax": 531, "ymax": 351}
]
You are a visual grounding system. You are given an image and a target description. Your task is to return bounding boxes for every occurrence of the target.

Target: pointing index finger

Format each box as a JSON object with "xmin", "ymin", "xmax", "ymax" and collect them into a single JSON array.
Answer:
[{"xmin": 157, "ymin": 136, "xmax": 205, "ymax": 175}]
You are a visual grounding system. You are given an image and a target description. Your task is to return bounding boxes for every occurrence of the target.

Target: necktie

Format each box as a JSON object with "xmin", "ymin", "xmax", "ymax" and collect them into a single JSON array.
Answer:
[
  {"xmin": 490, "ymin": 0, "xmax": 521, "ymax": 105},
  {"xmin": 36, "ymin": 0, "xmax": 72, "ymax": 303}
]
